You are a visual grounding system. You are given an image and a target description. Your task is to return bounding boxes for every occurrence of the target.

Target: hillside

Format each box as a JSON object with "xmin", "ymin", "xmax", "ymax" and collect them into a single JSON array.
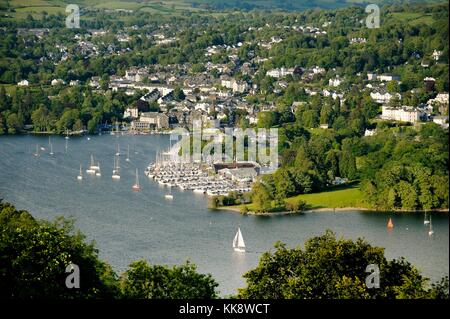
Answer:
[{"xmin": 0, "ymin": 0, "xmax": 443, "ymax": 18}]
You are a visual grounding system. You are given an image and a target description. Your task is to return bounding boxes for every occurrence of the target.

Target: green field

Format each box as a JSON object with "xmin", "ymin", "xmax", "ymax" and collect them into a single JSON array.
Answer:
[
  {"xmin": 284, "ymin": 184, "xmax": 369, "ymax": 210},
  {"xmin": 389, "ymin": 12, "xmax": 435, "ymax": 26},
  {"xmin": 224, "ymin": 184, "xmax": 370, "ymax": 213},
  {"xmin": 0, "ymin": 0, "xmax": 203, "ymax": 20}
]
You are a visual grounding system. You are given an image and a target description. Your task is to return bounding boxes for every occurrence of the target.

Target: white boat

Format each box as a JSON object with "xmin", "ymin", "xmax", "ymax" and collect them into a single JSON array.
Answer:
[
  {"xmin": 33, "ymin": 144, "xmax": 39, "ymax": 157},
  {"xmin": 49, "ymin": 142, "xmax": 54, "ymax": 155},
  {"xmin": 112, "ymin": 156, "xmax": 120, "ymax": 180},
  {"xmin": 132, "ymin": 168, "xmax": 141, "ymax": 191},
  {"xmin": 115, "ymin": 144, "xmax": 120, "ymax": 156},
  {"xmin": 77, "ymin": 165, "xmax": 83, "ymax": 180},
  {"xmin": 233, "ymin": 227, "xmax": 246, "ymax": 253},
  {"xmin": 424, "ymin": 212, "xmax": 430, "ymax": 225},
  {"xmin": 65, "ymin": 130, "xmax": 70, "ymax": 139},
  {"xmin": 165, "ymin": 194, "xmax": 173, "ymax": 200},
  {"xmin": 428, "ymin": 216, "xmax": 434, "ymax": 236},
  {"xmin": 95, "ymin": 163, "xmax": 101, "ymax": 177},
  {"xmin": 89, "ymin": 154, "xmax": 99, "ymax": 170},
  {"xmin": 126, "ymin": 145, "xmax": 130, "ymax": 162}
]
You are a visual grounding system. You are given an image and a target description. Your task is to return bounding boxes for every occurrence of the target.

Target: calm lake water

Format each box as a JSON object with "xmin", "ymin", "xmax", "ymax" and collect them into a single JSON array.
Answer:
[{"xmin": 0, "ymin": 134, "xmax": 448, "ymax": 296}]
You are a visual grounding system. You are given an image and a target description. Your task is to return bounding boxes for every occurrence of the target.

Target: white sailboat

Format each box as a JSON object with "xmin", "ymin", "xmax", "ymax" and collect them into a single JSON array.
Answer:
[
  {"xmin": 165, "ymin": 187, "xmax": 173, "ymax": 200},
  {"xmin": 77, "ymin": 165, "xmax": 83, "ymax": 180},
  {"xmin": 49, "ymin": 142, "xmax": 54, "ymax": 155},
  {"xmin": 132, "ymin": 168, "xmax": 141, "ymax": 191},
  {"xmin": 233, "ymin": 227, "xmax": 246, "ymax": 253},
  {"xmin": 33, "ymin": 144, "xmax": 39, "ymax": 157},
  {"xmin": 95, "ymin": 163, "xmax": 101, "ymax": 177},
  {"xmin": 112, "ymin": 156, "xmax": 120, "ymax": 180},
  {"xmin": 115, "ymin": 143, "xmax": 120, "ymax": 156},
  {"xmin": 126, "ymin": 145, "xmax": 130, "ymax": 162},
  {"xmin": 65, "ymin": 129, "xmax": 70, "ymax": 139},
  {"xmin": 89, "ymin": 154, "xmax": 99, "ymax": 170},
  {"xmin": 86, "ymin": 155, "xmax": 97, "ymax": 174},
  {"xmin": 428, "ymin": 215, "xmax": 434, "ymax": 236},
  {"xmin": 424, "ymin": 212, "xmax": 430, "ymax": 225}
]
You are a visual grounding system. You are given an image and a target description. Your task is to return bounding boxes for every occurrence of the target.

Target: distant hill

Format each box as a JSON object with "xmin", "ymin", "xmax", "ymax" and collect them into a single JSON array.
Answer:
[{"xmin": 188, "ymin": 0, "xmax": 441, "ymax": 11}]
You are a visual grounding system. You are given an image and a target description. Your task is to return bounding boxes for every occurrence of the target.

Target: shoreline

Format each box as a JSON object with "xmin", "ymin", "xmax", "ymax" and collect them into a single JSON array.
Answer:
[{"xmin": 216, "ymin": 206, "xmax": 449, "ymax": 216}]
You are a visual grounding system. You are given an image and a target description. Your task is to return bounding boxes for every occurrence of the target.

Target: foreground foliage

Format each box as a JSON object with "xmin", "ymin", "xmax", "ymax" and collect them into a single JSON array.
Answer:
[{"xmin": 238, "ymin": 230, "xmax": 449, "ymax": 299}]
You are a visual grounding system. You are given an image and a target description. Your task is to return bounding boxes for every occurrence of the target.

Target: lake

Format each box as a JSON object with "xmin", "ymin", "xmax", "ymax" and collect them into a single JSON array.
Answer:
[{"xmin": 0, "ymin": 134, "xmax": 448, "ymax": 296}]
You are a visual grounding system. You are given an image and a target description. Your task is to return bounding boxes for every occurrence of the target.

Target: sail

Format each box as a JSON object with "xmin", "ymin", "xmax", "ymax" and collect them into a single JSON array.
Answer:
[
  {"xmin": 233, "ymin": 228, "xmax": 245, "ymax": 248},
  {"xmin": 387, "ymin": 218, "xmax": 394, "ymax": 228}
]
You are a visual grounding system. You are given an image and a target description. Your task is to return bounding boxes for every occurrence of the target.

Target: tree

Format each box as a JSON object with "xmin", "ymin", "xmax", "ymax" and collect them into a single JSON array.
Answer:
[
  {"xmin": 238, "ymin": 230, "xmax": 448, "ymax": 299},
  {"xmin": 31, "ymin": 106, "xmax": 50, "ymax": 132},
  {"xmin": 257, "ymin": 111, "xmax": 279, "ymax": 128},
  {"xmin": 120, "ymin": 260, "xmax": 218, "ymax": 299},
  {"xmin": 285, "ymin": 199, "xmax": 306, "ymax": 213},
  {"xmin": 251, "ymin": 181, "xmax": 273, "ymax": 213},
  {"xmin": 6, "ymin": 113, "xmax": 23, "ymax": 134},
  {"xmin": 0, "ymin": 201, "xmax": 118, "ymax": 299},
  {"xmin": 0, "ymin": 114, "xmax": 5, "ymax": 134}
]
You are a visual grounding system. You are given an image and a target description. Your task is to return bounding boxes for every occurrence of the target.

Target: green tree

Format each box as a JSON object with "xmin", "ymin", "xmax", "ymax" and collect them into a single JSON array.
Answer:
[
  {"xmin": 0, "ymin": 201, "xmax": 119, "ymax": 299},
  {"xmin": 238, "ymin": 230, "xmax": 448, "ymax": 299},
  {"xmin": 251, "ymin": 181, "xmax": 273, "ymax": 213},
  {"xmin": 120, "ymin": 260, "xmax": 218, "ymax": 299},
  {"xmin": 6, "ymin": 113, "xmax": 23, "ymax": 134},
  {"xmin": 31, "ymin": 106, "xmax": 50, "ymax": 132}
]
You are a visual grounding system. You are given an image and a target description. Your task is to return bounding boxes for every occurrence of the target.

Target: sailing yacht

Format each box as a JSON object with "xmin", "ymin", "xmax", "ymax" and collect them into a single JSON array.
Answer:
[
  {"xmin": 428, "ymin": 216, "xmax": 434, "ymax": 236},
  {"xmin": 165, "ymin": 187, "xmax": 173, "ymax": 199},
  {"xmin": 112, "ymin": 156, "xmax": 120, "ymax": 180},
  {"xmin": 126, "ymin": 145, "xmax": 130, "ymax": 162},
  {"xmin": 86, "ymin": 155, "xmax": 96, "ymax": 174},
  {"xmin": 116, "ymin": 144, "xmax": 120, "ymax": 156},
  {"xmin": 65, "ymin": 130, "xmax": 70, "ymax": 139},
  {"xmin": 95, "ymin": 163, "xmax": 101, "ymax": 176},
  {"xmin": 233, "ymin": 227, "xmax": 246, "ymax": 253},
  {"xmin": 132, "ymin": 168, "xmax": 141, "ymax": 191},
  {"xmin": 33, "ymin": 144, "xmax": 39, "ymax": 157},
  {"xmin": 49, "ymin": 142, "xmax": 54, "ymax": 155},
  {"xmin": 89, "ymin": 154, "xmax": 99, "ymax": 170},
  {"xmin": 424, "ymin": 212, "xmax": 430, "ymax": 225},
  {"xmin": 77, "ymin": 165, "xmax": 83, "ymax": 180},
  {"xmin": 387, "ymin": 218, "xmax": 394, "ymax": 229}
]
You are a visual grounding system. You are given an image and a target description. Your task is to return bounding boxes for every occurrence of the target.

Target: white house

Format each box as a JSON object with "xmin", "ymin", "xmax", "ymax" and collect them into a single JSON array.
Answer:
[
  {"xmin": 381, "ymin": 106, "xmax": 423, "ymax": 123},
  {"xmin": 123, "ymin": 107, "xmax": 139, "ymax": 119},
  {"xmin": 329, "ymin": 76, "xmax": 342, "ymax": 87},
  {"xmin": 378, "ymin": 74, "xmax": 400, "ymax": 82},
  {"xmin": 432, "ymin": 49, "xmax": 442, "ymax": 61},
  {"xmin": 17, "ymin": 80, "xmax": 29, "ymax": 86},
  {"xmin": 432, "ymin": 115, "xmax": 449, "ymax": 128},
  {"xmin": 51, "ymin": 79, "xmax": 65, "ymax": 86},
  {"xmin": 370, "ymin": 91, "xmax": 401, "ymax": 104},
  {"xmin": 266, "ymin": 67, "xmax": 294, "ymax": 78},
  {"xmin": 311, "ymin": 66, "xmax": 326, "ymax": 74}
]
